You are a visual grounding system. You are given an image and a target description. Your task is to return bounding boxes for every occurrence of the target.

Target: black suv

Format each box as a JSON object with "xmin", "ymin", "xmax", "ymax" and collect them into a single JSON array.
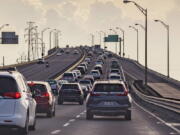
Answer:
[{"xmin": 58, "ymin": 83, "xmax": 84, "ymax": 105}]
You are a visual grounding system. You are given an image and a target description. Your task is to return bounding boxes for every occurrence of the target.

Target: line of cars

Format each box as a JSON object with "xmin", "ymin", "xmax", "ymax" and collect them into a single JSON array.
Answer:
[
  {"xmin": 86, "ymin": 58, "xmax": 132, "ymax": 120},
  {"xmin": 56, "ymin": 51, "xmax": 132, "ymax": 121},
  {"xmin": 0, "ymin": 50, "xmax": 132, "ymax": 135}
]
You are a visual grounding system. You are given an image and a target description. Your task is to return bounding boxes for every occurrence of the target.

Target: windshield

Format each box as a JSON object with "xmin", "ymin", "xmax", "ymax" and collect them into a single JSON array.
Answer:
[
  {"xmin": 63, "ymin": 73, "xmax": 73, "ymax": 77},
  {"xmin": 61, "ymin": 84, "xmax": 79, "ymax": 90}
]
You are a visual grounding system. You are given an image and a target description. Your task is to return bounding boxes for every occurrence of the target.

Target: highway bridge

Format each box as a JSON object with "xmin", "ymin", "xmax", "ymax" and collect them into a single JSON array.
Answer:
[{"xmin": 0, "ymin": 48, "xmax": 179, "ymax": 135}]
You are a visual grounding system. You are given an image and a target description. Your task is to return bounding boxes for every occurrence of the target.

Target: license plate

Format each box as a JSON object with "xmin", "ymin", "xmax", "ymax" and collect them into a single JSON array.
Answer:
[{"xmin": 103, "ymin": 102, "xmax": 114, "ymax": 106}]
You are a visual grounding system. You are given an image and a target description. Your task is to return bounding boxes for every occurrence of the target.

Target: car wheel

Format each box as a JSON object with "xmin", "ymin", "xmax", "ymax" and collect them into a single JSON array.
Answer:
[
  {"xmin": 47, "ymin": 108, "xmax": 53, "ymax": 118},
  {"xmin": 19, "ymin": 113, "xmax": 29, "ymax": 135},
  {"xmin": 58, "ymin": 97, "xmax": 63, "ymax": 105},
  {"xmin": 86, "ymin": 110, "xmax": 93, "ymax": 120},
  {"xmin": 79, "ymin": 99, "xmax": 84, "ymax": 105},
  {"xmin": 29, "ymin": 116, "xmax": 36, "ymax": 131},
  {"xmin": 125, "ymin": 110, "xmax": 131, "ymax": 120},
  {"xmin": 53, "ymin": 105, "xmax": 56, "ymax": 116}
]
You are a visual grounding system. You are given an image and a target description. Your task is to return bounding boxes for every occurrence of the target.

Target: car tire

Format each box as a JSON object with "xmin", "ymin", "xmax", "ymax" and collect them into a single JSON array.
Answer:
[
  {"xmin": 29, "ymin": 113, "xmax": 36, "ymax": 131},
  {"xmin": 58, "ymin": 97, "xmax": 63, "ymax": 105},
  {"xmin": 86, "ymin": 110, "xmax": 93, "ymax": 120},
  {"xmin": 125, "ymin": 110, "xmax": 131, "ymax": 120},
  {"xmin": 19, "ymin": 113, "xmax": 29, "ymax": 135},
  {"xmin": 47, "ymin": 108, "xmax": 53, "ymax": 118},
  {"xmin": 79, "ymin": 99, "xmax": 84, "ymax": 105},
  {"xmin": 53, "ymin": 105, "xmax": 56, "ymax": 116}
]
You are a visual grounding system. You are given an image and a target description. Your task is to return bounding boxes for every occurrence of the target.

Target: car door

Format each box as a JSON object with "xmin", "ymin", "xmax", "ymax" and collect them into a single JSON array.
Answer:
[{"xmin": 21, "ymin": 76, "xmax": 36, "ymax": 124}]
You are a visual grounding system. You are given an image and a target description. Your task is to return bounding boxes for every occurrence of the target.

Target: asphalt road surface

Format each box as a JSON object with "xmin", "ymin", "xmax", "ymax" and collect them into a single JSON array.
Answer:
[
  {"xmin": 18, "ymin": 48, "xmax": 82, "ymax": 81},
  {"xmin": 0, "ymin": 52, "xmax": 179, "ymax": 135}
]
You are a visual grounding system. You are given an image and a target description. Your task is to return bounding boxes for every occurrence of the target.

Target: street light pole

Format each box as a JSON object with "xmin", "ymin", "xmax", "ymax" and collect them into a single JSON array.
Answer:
[
  {"xmin": 124, "ymin": 0, "xmax": 148, "ymax": 85},
  {"xmin": 100, "ymin": 31, "xmax": 106, "ymax": 49},
  {"xmin": 49, "ymin": 29, "xmax": 56, "ymax": 50},
  {"xmin": 41, "ymin": 27, "xmax": 50, "ymax": 58},
  {"xmin": 116, "ymin": 27, "xmax": 125, "ymax": 57},
  {"xmin": 109, "ymin": 28, "xmax": 118, "ymax": 54},
  {"xmin": 129, "ymin": 26, "xmax": 139, "ymax": 63},
  {"xmin": 90, "ymin": 34, "xmax": 94, "ymax": 47},
  {"xmin": 154, "ymin": 19, "xmax": 170, "ymax": 78}
]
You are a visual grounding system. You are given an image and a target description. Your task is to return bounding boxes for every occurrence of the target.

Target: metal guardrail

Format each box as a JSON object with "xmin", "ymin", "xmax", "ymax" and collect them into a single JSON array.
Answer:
[
  {"xmin": 132, "ymin": 84, "xmax": 180, "ymax": 114},
  {"xmin": 124, "ymin": 69, "xmax": 180, "ymax": 114}
]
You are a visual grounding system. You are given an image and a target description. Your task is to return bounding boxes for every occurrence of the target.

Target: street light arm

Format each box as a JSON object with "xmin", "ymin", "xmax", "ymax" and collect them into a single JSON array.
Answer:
[
  {"xmin": 124, "ymin": 0, "xmax": 147, "ymax": 15},
  {"xmin": 133, "ymin": 2, "xmax": 146, "ymax": 15},
  {"xmin": 135, "ymin": 23, "xmax": 145, "ymax": 30},
  {"xmin": 155, "ymin": 20, "xmax": 169, "ymax": 28},
  {"xmin": 129, "ymin": 26, "xmax": 138, "ymax": 32}
]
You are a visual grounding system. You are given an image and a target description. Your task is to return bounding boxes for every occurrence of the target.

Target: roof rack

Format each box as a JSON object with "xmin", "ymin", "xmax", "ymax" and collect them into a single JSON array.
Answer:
[{"xmin": 0, "ymin": 67, "xmax": 18, "ymax": 72}]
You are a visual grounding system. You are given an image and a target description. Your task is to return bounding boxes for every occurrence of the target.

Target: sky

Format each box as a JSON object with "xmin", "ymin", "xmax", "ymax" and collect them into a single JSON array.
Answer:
[{"xmin": 0, "ymin": 0, "xmax": 180, "ymax": 81}]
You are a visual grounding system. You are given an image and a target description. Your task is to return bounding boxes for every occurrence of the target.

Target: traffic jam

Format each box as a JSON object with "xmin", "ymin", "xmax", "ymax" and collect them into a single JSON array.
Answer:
[{"xmin": 0, "ymin": 48, "xmax": 131, "ymax": 135}]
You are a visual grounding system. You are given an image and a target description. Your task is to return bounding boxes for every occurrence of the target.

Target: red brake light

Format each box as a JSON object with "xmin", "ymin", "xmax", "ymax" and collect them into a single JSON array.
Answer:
[
  {"xmin": 28, "ymin": 82, "xmax": 35, "ymax": 86},
  {"xmin": 42, "ymin": 92, "xmax": 49, "ymax": 98},
  {"xmin": 116, "ymin": 91, "xmax": 128, "ymax": 96},
  {"xmin": 3, "ymin": 92, "xmax": 21, "ymax": 99}
]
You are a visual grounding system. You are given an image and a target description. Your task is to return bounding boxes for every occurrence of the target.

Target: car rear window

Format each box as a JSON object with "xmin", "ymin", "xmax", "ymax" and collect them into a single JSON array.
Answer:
[
  {"xmin": 110, "ymin": 76, "xmax": 121, "ymax": 79},
  {"xmin": 63, "ymin": 73, "xmax": 73, "ymax": 77},
  {"xmin": 61, "ymin": 84, "xmax": 79, "ymax": 90},
  {"xmin": 29, "ymin": 84, "xmax": 47, "ymax": 93},
  {"xmin": 79, "ymin": 80, "xmax": 91, "ymax": 84},
  {"xmin": 0, "ymin": 77, "xmax": 18, "ymax": 93},
  {"xmin": 93, "ymin": 84, "xmax": 125, "ymax": 92}
]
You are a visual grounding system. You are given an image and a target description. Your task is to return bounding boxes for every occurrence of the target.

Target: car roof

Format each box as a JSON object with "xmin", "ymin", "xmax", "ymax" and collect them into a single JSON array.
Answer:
[
  {"xmin": 94, "ymin": 80, "xmax": 124, "ymax": 85},
  {"xmin": 27, "ymin": 81, "xmax": 49, "ymax": 85},
  {"xmin": 0, "ymin": 70, "xmax": 22, "ymax": 79},
  {"xmin": 109, "ymin": 73, "xmax": 121, "ymax": 76}
]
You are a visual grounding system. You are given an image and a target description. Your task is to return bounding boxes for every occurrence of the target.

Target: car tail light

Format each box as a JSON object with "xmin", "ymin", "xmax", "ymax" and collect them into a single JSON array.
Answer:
[
  {"xmin": 116, "ymin": 91, "xmax": 128, "ymax": 96},
  {"xmin": 27, "ymin": 82, "xmax": 35, "ymax": 86},
  {"xmin": 42, "ymin": 92, "xmax": 49, "ymax": 99},
  {"xmin": 3, "ymin": 92, "xmax": 21, "ymax": 99},
  {"xmin": 90, "ymin": 92, "xmax": 101, "ymax": 96}
]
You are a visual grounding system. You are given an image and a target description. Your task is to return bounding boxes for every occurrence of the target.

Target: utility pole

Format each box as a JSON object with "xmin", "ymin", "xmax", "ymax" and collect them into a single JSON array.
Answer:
[{"xmin": 2, "ymin": 56, "xmax": 5, "ymax": 67}]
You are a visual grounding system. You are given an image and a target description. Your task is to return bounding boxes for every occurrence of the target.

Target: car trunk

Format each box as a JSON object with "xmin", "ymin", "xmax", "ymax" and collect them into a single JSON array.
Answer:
[{"xmin": 0, "ymin": 77, "xmax": 18, "ymax": 117}]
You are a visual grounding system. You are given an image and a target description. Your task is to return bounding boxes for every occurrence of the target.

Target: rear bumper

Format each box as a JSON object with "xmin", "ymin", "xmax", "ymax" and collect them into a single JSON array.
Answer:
[
  {"xmin": 61, "ymin": 96, "xmax": 82, "ymax": 102},
  {"xmin": 87, "ymin": 106, "xmax": 131, "ymax": 116},
  {"xmin": 0, "ymin": 114, "xmax": 26, "ymax": 128},
  {"xmin": 36, "ymin": 103, "xmax": 52, "ymax": 113}
]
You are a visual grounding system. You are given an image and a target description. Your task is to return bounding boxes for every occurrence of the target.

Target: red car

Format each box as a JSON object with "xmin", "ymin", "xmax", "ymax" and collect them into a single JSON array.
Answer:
[{"xmin": 28, "ymin": 81, "xmax": 56, "ymax": 117}]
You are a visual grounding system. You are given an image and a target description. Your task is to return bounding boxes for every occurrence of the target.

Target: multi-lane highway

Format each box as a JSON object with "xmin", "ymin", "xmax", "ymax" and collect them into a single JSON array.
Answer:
[
  {"xmin": 18, "ymin": 48, "xmax": 83, "ymax": 81},
  {"xmin": 0, "ymin": 48, "xmax": 179, "ymax": 135}
]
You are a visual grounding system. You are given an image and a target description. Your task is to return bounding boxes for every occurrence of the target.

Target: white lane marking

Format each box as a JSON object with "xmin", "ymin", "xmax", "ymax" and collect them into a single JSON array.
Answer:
[
  {"xmin": 51, "ymin": 130, "xmax": 61, "ymax": 134},
  {"xmin": 63, "ymin": 123, "xmax": 70, "ymax": 127},
  {"xmin": 69, "ymin": 119, "xmax": 75, "ymax": 122},
  {"xmin": 80, "ymin": 112, "xmax": 84, "ymax": 115},
  {"xmin": 133, "ymin": 99, "xmax": 180, "ymax": 134},
  {"xmin": 76, "ymin": 115, "xmax": 80, "ymax": 118}
]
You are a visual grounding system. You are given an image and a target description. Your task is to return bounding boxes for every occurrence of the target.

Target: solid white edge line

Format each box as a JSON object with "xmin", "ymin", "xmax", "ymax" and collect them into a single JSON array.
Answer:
[
  {"xmin": 133, "ymin": 99, "xmax": 180, "ymax": 134},
  {"xmin": 125, "ymin": 68, "xmax": 180, "ymax": 133}
]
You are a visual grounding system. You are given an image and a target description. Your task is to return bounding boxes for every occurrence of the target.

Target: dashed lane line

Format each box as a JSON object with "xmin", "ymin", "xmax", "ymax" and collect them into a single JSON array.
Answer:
[
  {"xmin": 51, "ymin": 130, "xmax": 61, "ymax": 135},
  {"xmin": 63, "ymin": 123, "xmax": 70, "ymax": 127}
]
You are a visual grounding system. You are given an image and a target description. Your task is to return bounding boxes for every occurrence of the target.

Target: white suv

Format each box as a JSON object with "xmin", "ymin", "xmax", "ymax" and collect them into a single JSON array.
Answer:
[{"xmin": 0, "ymin": 67, "xmax": 37, "ymax": 135}]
